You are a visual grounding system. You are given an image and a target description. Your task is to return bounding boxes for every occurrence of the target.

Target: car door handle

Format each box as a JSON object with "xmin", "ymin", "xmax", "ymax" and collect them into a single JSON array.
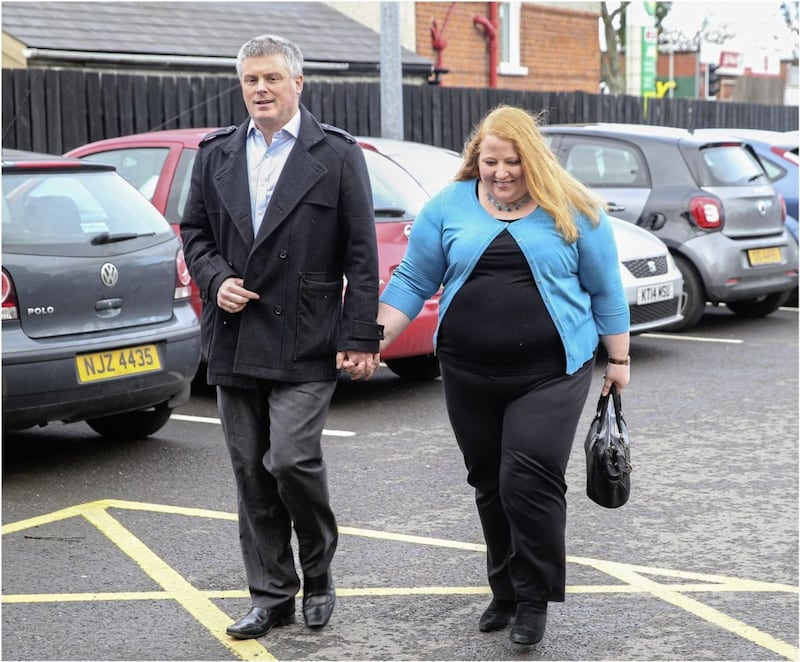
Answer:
[
  {"xmin": 607, "ymin": 202, "xmax": 626, "ymax": 212},
  {"xmin": 95, "ymin": 298, "xmax": 123, "ymax": 318},
  {"xmin": 95, "ymin": 298, "xmax": 123, "ymax": 311}
]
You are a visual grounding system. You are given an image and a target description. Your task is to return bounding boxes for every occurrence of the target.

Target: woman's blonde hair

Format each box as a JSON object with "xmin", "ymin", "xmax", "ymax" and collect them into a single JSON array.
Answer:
[{"xmin": 456, "ymin": 105, "xmax": 605, "ymax": 243}]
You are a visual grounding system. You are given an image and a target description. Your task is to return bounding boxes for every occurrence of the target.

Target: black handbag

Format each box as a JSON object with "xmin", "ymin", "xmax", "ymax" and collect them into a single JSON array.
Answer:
[{"xmin": 584, "ymin": 384, "xmax": 632, "ymax": 508}]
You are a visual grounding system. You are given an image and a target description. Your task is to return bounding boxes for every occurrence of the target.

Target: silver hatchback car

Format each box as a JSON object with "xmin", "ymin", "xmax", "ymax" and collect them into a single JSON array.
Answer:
[
  {"xmin": 2, "ymin": 149, "xmax": 201, "ymax": 439},
  {"xmin": 543, "ymin": 124, "xmax": 799, "ymax": 330}
]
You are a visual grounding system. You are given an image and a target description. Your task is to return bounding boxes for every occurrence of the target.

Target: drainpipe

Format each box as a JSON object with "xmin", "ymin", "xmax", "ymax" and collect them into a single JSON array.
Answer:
[
  {"xmin": 429, "ymin": 2, "xmax": 456, "ymax": 85},
  {"xmin": 473, "ymin": 2, "xmax": 498, "ymax": 88}
]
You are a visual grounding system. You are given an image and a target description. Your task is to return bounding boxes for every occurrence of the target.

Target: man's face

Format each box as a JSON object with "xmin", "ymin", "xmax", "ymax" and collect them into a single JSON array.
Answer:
[{"xmin": 240, "ymin": 54, "xmax": 303, "ymax": 136}]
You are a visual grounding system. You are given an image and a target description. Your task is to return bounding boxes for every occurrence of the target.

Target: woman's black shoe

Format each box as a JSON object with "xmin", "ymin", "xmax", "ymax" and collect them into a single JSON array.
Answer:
[
  {"xmin": 478, "ymin": 598, "xmax": 516, "ymax": 632},
  {"xmin": 509, "ymin": 600, "xmax": 547, "ymax": 645}
]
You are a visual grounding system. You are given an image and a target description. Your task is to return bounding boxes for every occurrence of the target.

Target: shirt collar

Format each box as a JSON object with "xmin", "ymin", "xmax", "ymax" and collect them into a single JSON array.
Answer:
[{"xmin": 247, "ymin": 110, "xmax": 301, "ymax": 142}]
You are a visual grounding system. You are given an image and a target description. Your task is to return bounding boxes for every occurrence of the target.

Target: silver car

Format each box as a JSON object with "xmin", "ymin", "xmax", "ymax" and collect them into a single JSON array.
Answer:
[
  {"xmin": 543, "ymin": 123, "xmax": 799, "ymax": 329},
  {"xmin": 2, "ymin": 149, "xmax": 201, "ymax": 439}
]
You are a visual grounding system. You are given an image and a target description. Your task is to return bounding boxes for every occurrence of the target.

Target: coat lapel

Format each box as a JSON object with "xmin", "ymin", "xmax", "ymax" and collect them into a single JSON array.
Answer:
[{"xmin": 212, "ymin": 122, "xmax": 254, "ymax": 246}]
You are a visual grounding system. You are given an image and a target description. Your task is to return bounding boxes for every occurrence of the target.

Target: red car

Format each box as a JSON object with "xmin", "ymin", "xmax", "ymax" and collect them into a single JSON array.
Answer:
[{"xmin": 67, "ymin": 130, "xmax": 441, "ymax": 380}]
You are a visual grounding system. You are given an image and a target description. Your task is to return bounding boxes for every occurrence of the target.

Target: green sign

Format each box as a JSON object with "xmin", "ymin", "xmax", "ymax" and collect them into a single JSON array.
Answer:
[{"xmin": 641, "ymin": 26, "xmax": 658, "ymax": 96}]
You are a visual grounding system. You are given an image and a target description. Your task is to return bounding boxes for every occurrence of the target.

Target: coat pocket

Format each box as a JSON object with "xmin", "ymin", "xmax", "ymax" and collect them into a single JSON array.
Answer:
[{"xmin": 294, "ymin": 273, "xmax": 342, "ymax": 361}]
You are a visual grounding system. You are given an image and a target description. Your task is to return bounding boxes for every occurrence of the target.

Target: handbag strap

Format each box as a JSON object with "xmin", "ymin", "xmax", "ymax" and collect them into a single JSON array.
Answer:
[{"xmin": 595, "ymin": 384, "xmax": 625, "ymax": 432}]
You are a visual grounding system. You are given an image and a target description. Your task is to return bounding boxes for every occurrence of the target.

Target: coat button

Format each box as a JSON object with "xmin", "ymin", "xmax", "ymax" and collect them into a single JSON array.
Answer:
[
  {"xmin": 274, "ymin": 306, "xmax": 283, "ymax": 315},
  {"xmin": 279, "ymin": 250, "xmax": 288, "ymax": 259}
]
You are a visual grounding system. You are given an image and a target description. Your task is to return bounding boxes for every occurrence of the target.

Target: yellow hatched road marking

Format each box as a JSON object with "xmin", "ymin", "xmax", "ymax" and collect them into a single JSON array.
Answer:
[
  {"xmin": 6, "ymin": 580, "xmax": 799, "ymax": 606},
  {"xmin": 3, "ymin": 499, "xmax": 798, "ymax": 661},
  {"xmin": 571, "ymin": 556, "xmax": 799, "ymax": 661},
  {"xmin": 81, "ymin": 503, "xmax": 275, "ymax": 661}
]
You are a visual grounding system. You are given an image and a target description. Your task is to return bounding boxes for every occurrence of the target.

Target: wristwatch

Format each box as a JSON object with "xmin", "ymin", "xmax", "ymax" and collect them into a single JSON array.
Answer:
[{"xmin": 607, "ymin": 356, "xmax": 630, "ymax": 365}]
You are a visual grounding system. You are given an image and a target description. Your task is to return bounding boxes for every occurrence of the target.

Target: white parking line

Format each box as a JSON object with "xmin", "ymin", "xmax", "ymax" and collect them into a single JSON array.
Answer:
[
  {"xmin": 641, "ymin": 332, "xmax": 744, "ymax": 344},
  {"xmin": 170, "ymin": 414, "xmax": 355, "ymax": 437}
]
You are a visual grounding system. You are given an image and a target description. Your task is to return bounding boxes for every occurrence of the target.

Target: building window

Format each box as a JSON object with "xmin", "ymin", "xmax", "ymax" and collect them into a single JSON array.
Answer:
[{"xmin": 498, "ymin": 1, "xmax": 528, "ymax": 76}]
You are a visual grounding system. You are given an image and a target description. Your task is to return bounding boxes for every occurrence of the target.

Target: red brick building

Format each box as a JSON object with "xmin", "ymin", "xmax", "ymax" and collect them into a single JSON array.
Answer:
[{"xmin": 414, "ymin": 2, "xmax": 601, "ymax": 92}]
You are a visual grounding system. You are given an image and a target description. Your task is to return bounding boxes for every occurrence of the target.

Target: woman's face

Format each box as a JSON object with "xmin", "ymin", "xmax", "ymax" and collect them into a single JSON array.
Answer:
[{"xmin": 478, "ymin": 134, "xmax": 527, "ymax": 203}]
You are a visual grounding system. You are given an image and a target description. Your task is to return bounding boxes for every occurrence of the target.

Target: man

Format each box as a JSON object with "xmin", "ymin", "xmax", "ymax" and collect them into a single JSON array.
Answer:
[{"xmin": 181, "ymin": 34, "xmax": 382, "ymax": 639}]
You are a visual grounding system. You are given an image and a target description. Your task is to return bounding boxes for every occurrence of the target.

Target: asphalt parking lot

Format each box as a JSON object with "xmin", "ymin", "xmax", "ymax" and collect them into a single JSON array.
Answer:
[{"xmin": 2, "ymin": 305, "xmax": 798, "ymax": 661}]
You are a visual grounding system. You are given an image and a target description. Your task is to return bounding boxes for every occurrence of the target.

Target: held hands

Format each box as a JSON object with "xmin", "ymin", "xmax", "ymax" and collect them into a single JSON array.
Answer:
[
  {"xmin": 337, "ymin": 351, "xmax": 380, "ymax": 380},
  {"xmin": 217, "ymin": 277, "xmax": 260, "ymax": 313}
]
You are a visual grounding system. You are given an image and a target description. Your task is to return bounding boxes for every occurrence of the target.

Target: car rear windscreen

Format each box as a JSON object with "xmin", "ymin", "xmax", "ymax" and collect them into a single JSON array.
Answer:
[{"xmin": 2, "ymin": 169, "xmax": 172, "ymax": 247}]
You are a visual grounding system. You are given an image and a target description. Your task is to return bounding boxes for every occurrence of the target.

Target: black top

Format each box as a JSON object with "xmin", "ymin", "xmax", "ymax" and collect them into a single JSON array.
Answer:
[{"xmin": 437, "ymin": 228, "xmax": 565, "ymax": 375}]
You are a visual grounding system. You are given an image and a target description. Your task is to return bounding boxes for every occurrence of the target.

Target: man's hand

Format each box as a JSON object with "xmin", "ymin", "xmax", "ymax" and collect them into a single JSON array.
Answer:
[
  {"xmin": 217, "ymin": 277, "xmax": 260, "ymax": 313},
  {"xmin": 337, "ymin": 351, "xmax": 380, "ymax": 380}
]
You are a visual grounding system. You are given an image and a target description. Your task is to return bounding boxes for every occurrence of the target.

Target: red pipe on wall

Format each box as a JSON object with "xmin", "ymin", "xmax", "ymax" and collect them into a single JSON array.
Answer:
[
  {"xmin": 473, "ymin": 2, "xmax": 498, "ymax": 88},
  {"xmin": 429, "ymin": 2, "xmax": 456, "ymax": 85}
]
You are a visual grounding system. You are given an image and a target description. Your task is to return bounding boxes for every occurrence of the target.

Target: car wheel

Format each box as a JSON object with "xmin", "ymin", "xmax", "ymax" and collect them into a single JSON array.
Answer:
[
  {"xmin": 664, "ymin": 255, "xmax": 706, "ymax": 331},
  {"xmin": 726, "ymin": 290, "xmax": 790, "ymax": 318},
  {"xmin": 385, "ymin": 355, "xmax": 441, "ymax": 381},
  {"xmin": 86, "ymin": 403, "xmax": 172, "ymax": 440}
]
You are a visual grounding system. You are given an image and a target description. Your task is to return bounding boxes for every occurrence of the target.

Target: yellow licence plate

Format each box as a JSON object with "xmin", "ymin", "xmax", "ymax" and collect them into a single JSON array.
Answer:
[
  {"xmin": 75, "ymin": 344, "xmax": 162, "ymax": 383},
  {"xmin": 747, "ymin": 247, "xmax": 782, "ymax": 266}
]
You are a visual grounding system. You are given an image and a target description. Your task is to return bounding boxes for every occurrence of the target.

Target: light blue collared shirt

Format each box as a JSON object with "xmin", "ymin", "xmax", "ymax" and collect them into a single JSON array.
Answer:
[{"xmin": 246, "ymin": 111, "xmax": 300, "ymax": 235}]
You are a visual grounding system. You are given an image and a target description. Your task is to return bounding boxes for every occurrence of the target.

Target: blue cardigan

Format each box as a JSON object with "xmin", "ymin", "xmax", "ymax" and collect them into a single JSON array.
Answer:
[{"xmin": 380, "ymin": 179, "xmax": 630, "ymax": 374}]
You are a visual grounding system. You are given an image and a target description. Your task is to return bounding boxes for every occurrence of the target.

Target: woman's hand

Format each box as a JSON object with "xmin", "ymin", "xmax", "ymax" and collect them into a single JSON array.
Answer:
[{"xmin": 602, "ymin": 361, "xmax": 630, "ymax": 395}]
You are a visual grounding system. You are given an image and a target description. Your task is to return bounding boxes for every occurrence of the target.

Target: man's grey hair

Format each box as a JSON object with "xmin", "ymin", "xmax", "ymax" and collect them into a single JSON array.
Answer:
[{"xmin": 236, "ymin": 34, "xmax": 304, "ymax": 78}]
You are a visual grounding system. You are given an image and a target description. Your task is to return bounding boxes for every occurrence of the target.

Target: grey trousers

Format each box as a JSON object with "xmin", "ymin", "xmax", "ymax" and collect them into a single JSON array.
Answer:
[{"xmin": 217, "ymin": 380, "xmax": 338, "ymax": 608}]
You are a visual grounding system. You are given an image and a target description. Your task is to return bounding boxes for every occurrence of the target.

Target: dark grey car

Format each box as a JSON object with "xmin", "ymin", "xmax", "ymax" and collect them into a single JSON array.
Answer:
[
  {"xmin": 542, "ymin": 123, "xmax": 799, "ymax": 330},
  {"xmin": 2, "ymin": 149, "xmax": 201, "ymax": 439}
]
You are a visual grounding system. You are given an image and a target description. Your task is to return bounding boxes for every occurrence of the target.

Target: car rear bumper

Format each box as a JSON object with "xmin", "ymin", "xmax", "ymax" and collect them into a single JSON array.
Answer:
[
  {"xmin": 2, "ymin": 307, "xmax": 201, "ymax": 430},
  {"xmin": 682, "ymin": 231, "xmax": 799, "ymax": 302}
]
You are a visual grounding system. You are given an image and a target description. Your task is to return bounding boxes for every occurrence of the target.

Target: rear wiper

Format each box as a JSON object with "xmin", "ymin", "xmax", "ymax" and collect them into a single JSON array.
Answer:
[
  {"xmin": 374, "ymin": 207, "xmax": 406, "ymax": 218},
  {"xmin": 91, "ymin": 231, "xmax": 156, "ymax": 245},
  {"xmin": 748, "ymin": 172, "xmax": 766, "ymax": 182}
]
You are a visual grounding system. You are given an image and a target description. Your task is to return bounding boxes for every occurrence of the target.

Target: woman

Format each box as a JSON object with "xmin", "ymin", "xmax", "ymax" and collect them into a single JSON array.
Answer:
[{"xmin": 376, "ymin": 105, "xmax": 631, "ymax": 645}]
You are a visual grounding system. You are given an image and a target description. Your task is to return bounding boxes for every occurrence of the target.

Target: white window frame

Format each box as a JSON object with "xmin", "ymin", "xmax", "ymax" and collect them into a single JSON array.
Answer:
[{"xmin": 498, "ymin": 1, "xmax": 528, "ymax": 76}]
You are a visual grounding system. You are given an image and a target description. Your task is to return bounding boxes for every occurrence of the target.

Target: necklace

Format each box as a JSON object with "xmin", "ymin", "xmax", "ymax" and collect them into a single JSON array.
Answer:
[{"xmin": 486, "ymin": 190, "xmax": 532, "ymax": 212}]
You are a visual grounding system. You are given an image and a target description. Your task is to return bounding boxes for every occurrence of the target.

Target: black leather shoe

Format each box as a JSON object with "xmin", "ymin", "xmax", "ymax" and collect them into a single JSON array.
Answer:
[
  {"xmin": 509, "ymin": 600, "xmax": 547, "ymax": 645},
  {"xmin": 226, "ymin": 601, "xmax": 295, "ymax": 639},
  {"xmin": 479, "ymin": 598, "xmax": 516, "ymax": 632},
  {"xmin": 302, "ymin": 571, "xmax": 335, "ymax": 629}
]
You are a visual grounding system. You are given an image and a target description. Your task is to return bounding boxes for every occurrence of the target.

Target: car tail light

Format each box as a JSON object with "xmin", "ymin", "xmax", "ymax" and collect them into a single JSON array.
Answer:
[
  {"xmin": 778, "ymin": 193, "xmax": 787, "ymax": 223},
  {"xmin": 771, "ymin": 145, "xmax": 799, "ymax": 166},
  {"xmin": 689, "ymin": 196, "xmax": 723, "ymax": 230},
  {"xmin": 174, "ymin": 249, "xmax": 192, "ymax": 300},
  {"xmin": 2, "ymin": 269, "xmax": 19, "ymax": 320}
]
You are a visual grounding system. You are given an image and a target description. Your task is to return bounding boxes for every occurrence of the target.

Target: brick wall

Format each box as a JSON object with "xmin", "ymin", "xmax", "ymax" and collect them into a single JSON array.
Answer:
[
  {"xmin": 415, "ymin": 2, "xmax": 600, "ymax": 92},
  {"xmin": 656, "ymin": 51, "xmax": 698, "ymax": 78}
]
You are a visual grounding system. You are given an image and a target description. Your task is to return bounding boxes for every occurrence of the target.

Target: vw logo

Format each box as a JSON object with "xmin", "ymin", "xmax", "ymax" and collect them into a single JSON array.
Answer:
[
  {"xmin": 756, "ymin": 200, "xmax": 767, "ymax": 216},
  {"xmin": 403, "ymin": 223, "xmax": 413, "ymax": 239},
  {"xmin": 100, "ymin": 263, "xmax": 119, "ymax": 287}
]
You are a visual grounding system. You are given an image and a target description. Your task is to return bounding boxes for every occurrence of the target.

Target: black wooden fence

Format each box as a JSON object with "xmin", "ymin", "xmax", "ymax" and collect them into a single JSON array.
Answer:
[{"xmin": 3, "ymin": 67, "xmax": 798, "ymax": 156}]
